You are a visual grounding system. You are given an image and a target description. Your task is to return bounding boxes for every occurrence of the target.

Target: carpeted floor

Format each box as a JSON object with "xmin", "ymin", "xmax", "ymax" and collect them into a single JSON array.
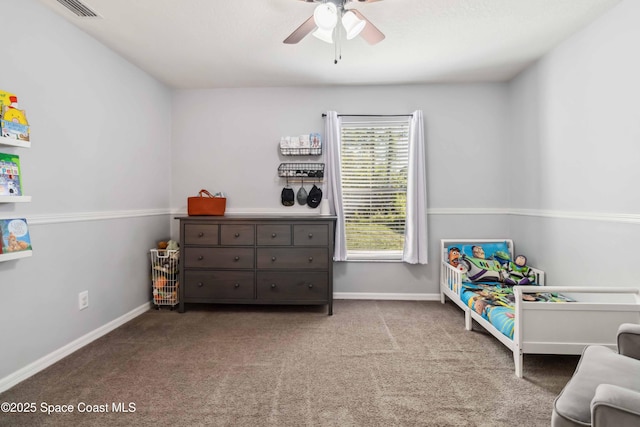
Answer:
[{"xmin": 0, "ymin": 300, "xmax": 578, "ymax": 426}]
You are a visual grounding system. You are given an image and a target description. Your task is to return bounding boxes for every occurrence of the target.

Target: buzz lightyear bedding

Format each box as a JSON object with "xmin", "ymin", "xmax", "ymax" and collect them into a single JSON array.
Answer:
[
  {"xmin": 447, "ymin": 242, "xmax": 573, "ymax": 339},
  {"xmin": 460, "ymin": 282, "xmax": 572, "ymax": 339}
]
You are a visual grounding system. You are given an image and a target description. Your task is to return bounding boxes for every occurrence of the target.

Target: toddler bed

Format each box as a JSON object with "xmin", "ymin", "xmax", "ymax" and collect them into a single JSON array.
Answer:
[{"xmin": 440, "ymin": 239, "xmax": 640, "ymax": 377}]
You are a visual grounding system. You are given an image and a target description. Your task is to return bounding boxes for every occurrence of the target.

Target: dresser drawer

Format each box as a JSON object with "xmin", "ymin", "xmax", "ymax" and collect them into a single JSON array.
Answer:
[
  {"xmin": 184, "ymin": 247, "xmax": 254, "ymax": 269},
  {"xmin": 293, "ymin": 224, "xmax": 329, "ymax": 246},
  {"xmin": 185, "ymin": 271, "xmax": 254, "ymax": 299},
  {"xmin": 220, "ymin": 224, "xmax": 255, "ymax": 245},
  {"xmin": 257, "ymin": 272, "xmax": 328, "ymax": 301},
  {"xmin": 184, "ymin": 224, "xmax": 219, "ymax": 245},
  {"xmin": 256, "ymin": 248, "xmax": 328, "ymax": 269},
  {"xmin": 256, "ymin": 225, "xmax": 291, "ymax": 246}
]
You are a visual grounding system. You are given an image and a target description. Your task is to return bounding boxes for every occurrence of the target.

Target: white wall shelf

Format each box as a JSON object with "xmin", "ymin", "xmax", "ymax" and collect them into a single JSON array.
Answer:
[
  {"xmin": 0, "ymin": 195, "xmax": 31, "ymax": 203},
  {"xmin": 0, "ymin": 135, "xmax": 30, "ymax": 148},
  {"xmin": 0, "ymin": 250, "xmax": 32, "ymax": 262}
]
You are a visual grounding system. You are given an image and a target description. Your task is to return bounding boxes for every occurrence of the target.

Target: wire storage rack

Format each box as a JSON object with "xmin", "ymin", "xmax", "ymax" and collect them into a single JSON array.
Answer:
[
  {"xmin": 280, "ymin": 146, "xmax": 322, "ymax": 156},
  {"xmin": 278, "ymin": 163, "xmax": 325, "ymax": 178},
  {"xmin": 279, "ymin": 133, "xmax": 322, "ymax": 156},
  {"xmin": 150, "ymin": 249, "xmax": 179, "ymax": 309}
]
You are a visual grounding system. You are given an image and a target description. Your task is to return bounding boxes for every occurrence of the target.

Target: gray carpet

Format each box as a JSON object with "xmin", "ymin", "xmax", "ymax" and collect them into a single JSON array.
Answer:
[{"xmin": 0, "ymin": 300, "xmax": 578, "ymax": 426}]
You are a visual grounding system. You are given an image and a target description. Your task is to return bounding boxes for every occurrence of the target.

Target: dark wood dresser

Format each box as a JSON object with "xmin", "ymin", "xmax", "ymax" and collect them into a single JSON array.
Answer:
[{"xmin": 176, "ymin": 215, "xmax": 336, "ymax": 314}]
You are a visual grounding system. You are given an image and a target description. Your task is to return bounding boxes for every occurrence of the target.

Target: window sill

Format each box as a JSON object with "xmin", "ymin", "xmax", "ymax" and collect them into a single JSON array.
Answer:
[{"xmin": 345, "ymin": 251, "xmax": 403, "ymax": 263}]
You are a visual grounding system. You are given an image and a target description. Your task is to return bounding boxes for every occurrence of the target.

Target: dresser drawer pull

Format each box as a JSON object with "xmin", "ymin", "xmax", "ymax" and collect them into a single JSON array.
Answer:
[
  {"xmin": 271, "ymin": 283, "xmax": 277, "ymax": 288},
  {"xmin": 271, "ymin": 233, "xmax": 277, "ymax": 238},
  {"xmin": 197, "ymin": 282, "xmax": 204, "ymax": 288},
  {"xmin": 234, "ymin": 256, "xmax": 240, "ymax": 261},
  {"xmin": 308, "ymin": 283, "xmax": 313, "ymax": 289},
  {"xmin": 198, "ymin": 255, "xmax": 204, "ymax": 261},
  {"xmin": 308, "ymin": 233, "xmax": 313, "ymax": 238},
  {"xmin": 198, "ymin": 232, "xmax": 204, "ymax": 237},
  {"xmin": 234, "ymin": 233, "xmax": 240, "ymax": 238},
  {"xmin": 308, "ymin": 257, "xmax": 313, "ymax": 262},
  {"xmin": 234, "ymin": 283, "xmax": 240, "ymax": 288}
]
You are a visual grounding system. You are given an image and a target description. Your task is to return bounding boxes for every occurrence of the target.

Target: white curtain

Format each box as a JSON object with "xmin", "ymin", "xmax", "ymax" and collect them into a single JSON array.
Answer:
[
  {"xmin": 402, "ymin": 110, "xmax": 428, "ymax": 264},
  {"xmin": 324, "ymin": 111, "xmax": 348, "ymax": 261}
]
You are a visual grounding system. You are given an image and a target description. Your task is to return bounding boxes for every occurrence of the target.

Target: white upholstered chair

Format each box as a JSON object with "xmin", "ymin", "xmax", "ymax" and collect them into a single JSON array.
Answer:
[{"xmin": 552, "ymin": 323, "xmax": 640, "ymax": 427}]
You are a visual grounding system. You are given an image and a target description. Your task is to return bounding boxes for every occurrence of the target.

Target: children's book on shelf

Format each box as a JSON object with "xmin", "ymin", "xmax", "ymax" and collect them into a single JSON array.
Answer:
[
  {"xmin": 0, "ymin": 218, "xmax": 32, "ymax": 255},
  {"xmin": 0, "ymin": 90, "xmax": 16, "ymax": 112},
  {"xmin": 0, "ymin": 153, "xmax": 22, "ymax": 196},
  {"xmin": 0, "ymin": 89, "xmax": 30, "ymax": 141},
  {"xmin": 1, "ymin": 119, "xmax": 30, "ymax": 141}
]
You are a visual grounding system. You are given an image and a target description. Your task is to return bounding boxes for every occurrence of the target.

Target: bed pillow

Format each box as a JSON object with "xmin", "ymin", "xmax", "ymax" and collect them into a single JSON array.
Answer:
[
  {"xmin": 460, "ymin": 241, "xmax": 510, "ymax": 264},
  {"xmin": 446, "ymin": 242, "xmax": 512, "ymax": 283}
]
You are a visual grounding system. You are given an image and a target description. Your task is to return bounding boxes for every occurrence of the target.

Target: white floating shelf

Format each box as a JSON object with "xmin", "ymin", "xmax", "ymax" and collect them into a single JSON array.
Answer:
[
  {"xmin": 0, "ymin": 250, "xmax": 32, "ymax": 262},
  {"xmin": 0, "ymin": 195, "xmax": 31, "ymax": 203},
  {"xmin": 0, "ymin": 136, "xmax": 30, "ymax": 148}
]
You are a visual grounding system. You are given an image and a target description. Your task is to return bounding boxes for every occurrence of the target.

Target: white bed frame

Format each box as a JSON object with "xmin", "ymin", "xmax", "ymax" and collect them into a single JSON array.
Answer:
[{"xmin": 440, "ymin": 239, "xmax": 640, "ymax": 378}]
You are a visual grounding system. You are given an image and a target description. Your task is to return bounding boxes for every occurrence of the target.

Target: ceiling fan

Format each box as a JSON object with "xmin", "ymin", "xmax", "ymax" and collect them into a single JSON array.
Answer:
[{"xmin": 283, "ymin": 0, "xmax": 385, "ymax": 46}]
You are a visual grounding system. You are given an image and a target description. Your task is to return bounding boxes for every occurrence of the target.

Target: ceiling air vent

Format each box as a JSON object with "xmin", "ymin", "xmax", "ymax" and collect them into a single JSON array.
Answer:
[{"xmin": 55, "ymin": 0, "xmax": 99, "ymax": 18}]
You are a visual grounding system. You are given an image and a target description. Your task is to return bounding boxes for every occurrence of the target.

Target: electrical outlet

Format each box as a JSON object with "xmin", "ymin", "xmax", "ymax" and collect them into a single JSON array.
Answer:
[{"xmin": 78, "ymin": 291, "xmax": 89, "ymax": 310}]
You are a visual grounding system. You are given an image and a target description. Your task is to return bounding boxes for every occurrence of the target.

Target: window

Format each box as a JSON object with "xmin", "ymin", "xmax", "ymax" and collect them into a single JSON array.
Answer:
[{"xmin": 340, "ymin": 117, "xmax": 411, "ymax": 261}]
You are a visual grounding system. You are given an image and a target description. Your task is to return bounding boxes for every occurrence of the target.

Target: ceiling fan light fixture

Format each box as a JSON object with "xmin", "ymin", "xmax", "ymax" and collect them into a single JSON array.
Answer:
[
  {"xmin": 312, "ymin": 27, "xmax": 334, "ymax": 44},
  {"xmin": 341, "ymin": 10, "xmax": 367, "ymax": 40},
  {"xmin": 313, "ymin": 3, "xmax": 338, "ymax": 30}
]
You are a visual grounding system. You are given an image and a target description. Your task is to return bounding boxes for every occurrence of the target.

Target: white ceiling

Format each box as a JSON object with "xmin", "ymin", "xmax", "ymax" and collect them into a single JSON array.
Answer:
[{"xmin": 39, "ymin": 0, "xmax": 621, "ymax": 89}]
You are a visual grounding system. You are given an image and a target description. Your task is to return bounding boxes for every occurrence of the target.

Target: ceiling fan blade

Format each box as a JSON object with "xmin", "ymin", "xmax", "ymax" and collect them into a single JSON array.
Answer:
[
  {"xmin": 283, "ymin": 16, "xmax": 316, "ymax": 44},
  {"xmin": 351, "ymin": 10, "xmax": 385, "ymax": 45}
]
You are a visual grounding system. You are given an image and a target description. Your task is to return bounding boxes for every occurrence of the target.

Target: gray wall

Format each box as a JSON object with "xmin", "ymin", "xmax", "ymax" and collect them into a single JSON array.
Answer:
[
  {"xmin": 507, "ymin": 0, "xmax": 640, "ymax": 286},
  {"xmin": 0, "ymin": 0, "xmax": 172, "ymax": 382},
  {"xmin": 170, "ymin": 85, "xmax": 511, "ymax": 294}
]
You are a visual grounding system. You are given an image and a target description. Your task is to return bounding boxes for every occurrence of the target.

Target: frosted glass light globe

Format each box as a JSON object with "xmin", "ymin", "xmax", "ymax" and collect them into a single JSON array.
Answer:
[
  {"xmin": 342, "ymin": 11, "xmax": 366, "ymax": 40},
  {"xmin": 314, "ymin": 3, "xmax": 338, "ymax": 30},
  {"xmin": 312, "ymin": 27, "xmax": 334, "ymax": 44}
]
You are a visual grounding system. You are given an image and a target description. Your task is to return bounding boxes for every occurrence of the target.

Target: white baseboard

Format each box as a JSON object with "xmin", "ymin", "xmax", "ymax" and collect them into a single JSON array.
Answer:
[
  {"xmin": 334, "ymin": 292, "xmax": 441, "ymax": 301},
  {"xmin": 0, "ymin": 301, "xmax": 152, "ymax": 394}
]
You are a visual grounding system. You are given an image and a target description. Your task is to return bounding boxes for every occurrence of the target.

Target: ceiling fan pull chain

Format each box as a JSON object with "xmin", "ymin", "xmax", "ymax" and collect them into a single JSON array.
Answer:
[
  {"xmin": 334, "ymin": 25, "xmax": 342, "ymax": 64},
  {"xmin": 333, "ymin": 26, "xmax": 340, "ymax": 64},
  {"xmin": 339, "ymin": 23, "xmax": 343, "ymax": 62}
]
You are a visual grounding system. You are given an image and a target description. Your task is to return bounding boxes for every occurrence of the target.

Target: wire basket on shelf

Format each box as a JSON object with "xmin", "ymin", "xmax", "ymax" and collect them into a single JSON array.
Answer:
[
  {"xmin": 279, "ymin": 133, "xmax": 322, "ymax": 156},
  {"xmin": 280, "ymin": 146, "xmax": 322, "ymax": 156},
  {"xmin": 278, "ymin": 163, "xmax": 324, "ymax": 178},
  {"xmin": 150, "ymin": 249, "xmax": 179, "ymax": 308}
]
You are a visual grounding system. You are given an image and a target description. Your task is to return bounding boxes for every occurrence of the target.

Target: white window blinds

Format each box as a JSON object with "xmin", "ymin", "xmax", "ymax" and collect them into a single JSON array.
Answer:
[{"xmin": 340, "ymin": 118, "xmax": 411, "ymax": 260}]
